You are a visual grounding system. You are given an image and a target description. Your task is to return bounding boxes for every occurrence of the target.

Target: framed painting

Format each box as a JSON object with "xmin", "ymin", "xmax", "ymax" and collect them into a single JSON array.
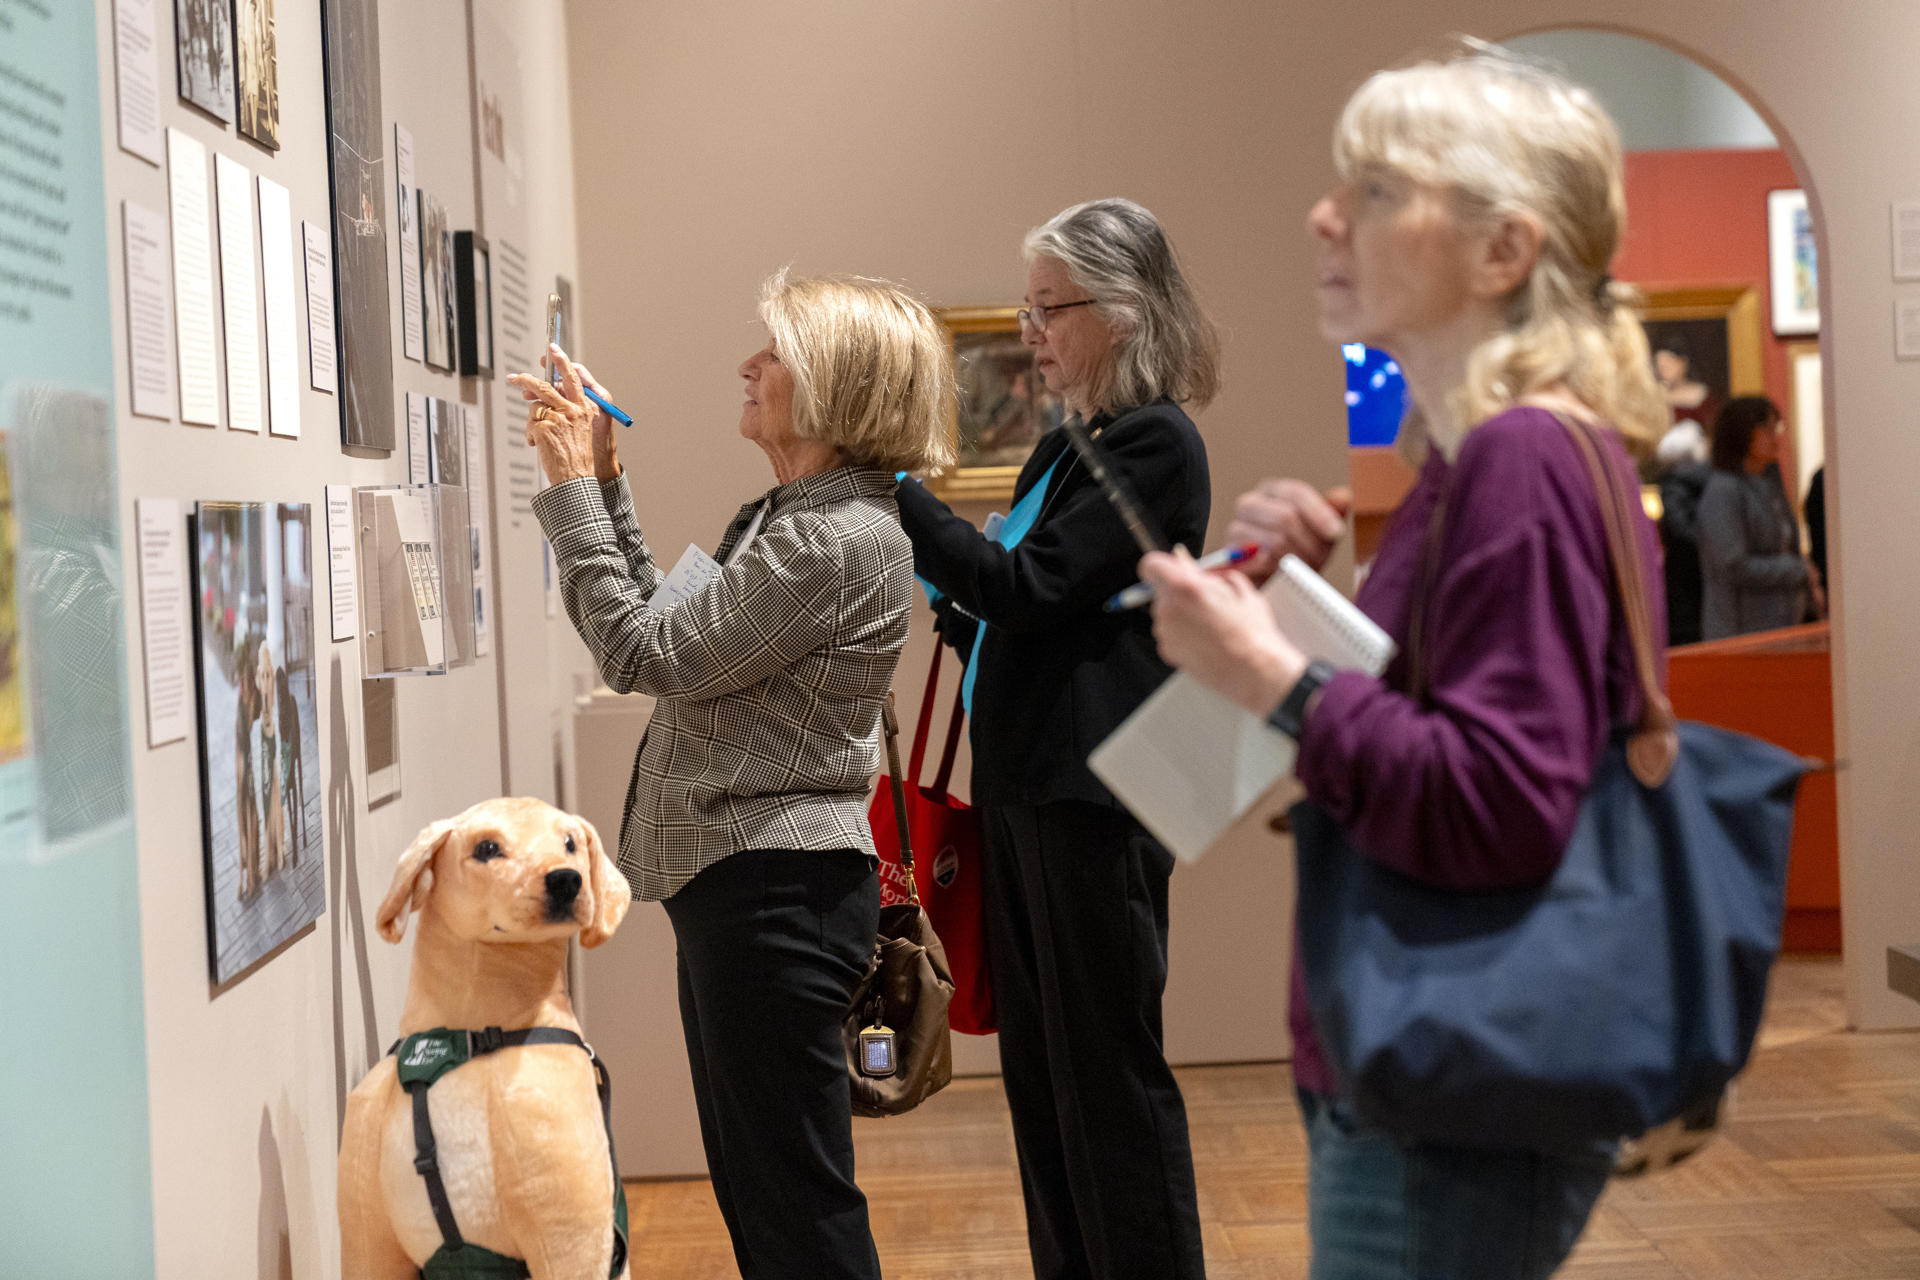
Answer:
[
  {"xmin": 1768, "ymin": 189, "xmax": 1819, "ymax": 336},
  {"xmin": 929, "ymin": 307, "xmax": 1065, "ymax": 503},
  {"xmin": 1639, "ymin": 283, "xmax": 1765, "ymax": 432}
]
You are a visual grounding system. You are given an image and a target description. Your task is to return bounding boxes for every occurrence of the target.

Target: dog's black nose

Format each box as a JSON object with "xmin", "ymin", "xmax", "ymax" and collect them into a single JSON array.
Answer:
[{"xmin": 545, "ymin": 868, "xmax": 583, "ymax": 917}]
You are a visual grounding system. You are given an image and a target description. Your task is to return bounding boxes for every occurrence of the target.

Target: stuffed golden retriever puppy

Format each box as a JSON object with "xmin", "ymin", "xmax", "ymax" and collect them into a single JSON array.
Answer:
[{"xmin": 340, "ymin": 797, "xmax": 633, "ymax": 1280}]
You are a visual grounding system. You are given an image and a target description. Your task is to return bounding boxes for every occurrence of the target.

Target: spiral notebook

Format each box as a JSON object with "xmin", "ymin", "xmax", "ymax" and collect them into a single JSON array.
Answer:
[{"xmin": 1089, "ymin": 555, "xmax": 1396, "ymax": 863}]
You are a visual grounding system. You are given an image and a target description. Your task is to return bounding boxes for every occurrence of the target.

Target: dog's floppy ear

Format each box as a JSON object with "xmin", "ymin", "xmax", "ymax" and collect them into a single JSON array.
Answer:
[
  {"xmin": 578, "ymin": 817, "xmax": 631, "ymax": 949},
  {"xmin": 376, "ymin": 818, "xmax": 456, "ymax": 943}
]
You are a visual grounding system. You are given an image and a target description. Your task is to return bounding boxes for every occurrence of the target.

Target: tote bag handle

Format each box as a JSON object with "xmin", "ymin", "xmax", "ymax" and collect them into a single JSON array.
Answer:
[
  {"xmin": 1553, "ymin": 413, "xmax": 1680, "ymax": 787},
  {"xmin": 878, "ymin": 691, "xmax": 919, "ymax": 906},
  {"xmin": 905, "ymin": 642, "xmax": 967, "ymax": 801}
]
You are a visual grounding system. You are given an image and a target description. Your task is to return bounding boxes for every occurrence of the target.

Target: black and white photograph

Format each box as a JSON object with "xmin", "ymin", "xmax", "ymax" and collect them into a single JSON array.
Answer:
[
  {"xmin": 320, "ymin": 0, "xmax": 395, "ymax": 449},
  {"xmin": 174, "ymin": 0, "xmax": 235, "ymax": 123},
  {"xmin": 420, "ymin": 192, "xmax": 454, "ymax": 370},
  {"xmin": 191, "ymin": 500, "xmax": 323, "ymax": 985},
  {"xmin": 233, "ymin": 0, "xmax": 280, "ymax": 150}
]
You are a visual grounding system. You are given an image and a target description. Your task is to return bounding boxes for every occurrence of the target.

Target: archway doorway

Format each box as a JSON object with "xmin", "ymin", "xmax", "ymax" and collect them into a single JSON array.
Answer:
[{"xmin": 1343, "ymin": 28, "xmax": 1843, "ymax": 957}]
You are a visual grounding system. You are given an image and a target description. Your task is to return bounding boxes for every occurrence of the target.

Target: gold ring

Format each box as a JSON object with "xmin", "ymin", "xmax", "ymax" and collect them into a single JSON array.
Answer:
[{"xmin": 533, "ymin": 404, "xmax": 552, "ymax": 423}]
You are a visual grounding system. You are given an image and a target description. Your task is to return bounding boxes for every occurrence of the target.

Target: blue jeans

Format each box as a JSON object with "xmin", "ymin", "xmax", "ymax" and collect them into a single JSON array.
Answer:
[{"xmin": 1300, "ymin": 1091, "xmax": 1612, "ymax": 1280}]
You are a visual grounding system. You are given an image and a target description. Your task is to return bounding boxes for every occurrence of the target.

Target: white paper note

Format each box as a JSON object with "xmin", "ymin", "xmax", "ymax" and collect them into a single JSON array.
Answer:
[
  {"xmin": 257, "ymin": 175, "xmax": 300, "ymax": 439},
  {"xmin": 1894, "ymin": 201, "xmax": 1920, "ymax": 282},
  {"xmin": 135, "ymin": 498, "xmax": 193, "ymax": 747},
  {"xmin": 302, "ymin": 220, "xmax": 337, "ymax": 393},
  {"xmin": 166, "ymin": 129, "xmax": 220, "ymax": 426},
  {"xmin": 463, "ymin": 405, "xmax": 491, "ymax": 656},
  {"xmin": 1897, "ymin": 299, "xmax": 1920, "ymax": 361},
  {"xmin": 325, "ymin": 485, "xmax": 359, "ymax": 641},
  {"xmin": 112, "ymin": 0, "xmax": 164, "ymax": 166},
  {"xmin": 214, "ymin": 154, "xmax": 262, "ymax": 434},
  {"xmin": 395, "ymin": 123, "xmax": 425, "ymax": 363},
  {"xmin": 407, "ymin": 394, "xmax": 430, "ymax": 483},
  {"xmin": 122, "ymin": 201, "xmax": 174, "ymax": 420},
  {"xmin": 658, "ymin": 544, "xmax": 724, "ymax": 607}
]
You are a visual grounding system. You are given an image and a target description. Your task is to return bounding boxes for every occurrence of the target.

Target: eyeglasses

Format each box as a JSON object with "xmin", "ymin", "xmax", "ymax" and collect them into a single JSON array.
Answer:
[{"xmin": 1016, "ymin": 299, "xmax": 1096, "ymax": 333}]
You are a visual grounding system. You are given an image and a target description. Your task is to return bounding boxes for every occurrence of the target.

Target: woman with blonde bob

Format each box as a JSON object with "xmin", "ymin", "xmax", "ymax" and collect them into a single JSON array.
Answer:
[
  {"xmin": 1139, "ymin": 46, "xmax": 1668, "ymax": 1278},
  {"xmin": 896, "ymin": 198, "xmax": 1218, "ymax": 1280},
  {"xmin": 514, "ymin": 271, "xmax": 953, "ymax": 1279}
]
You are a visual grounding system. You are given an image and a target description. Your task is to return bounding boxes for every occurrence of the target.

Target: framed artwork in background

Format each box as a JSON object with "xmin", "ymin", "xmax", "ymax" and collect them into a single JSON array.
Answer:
[
  {"xmin": 233, "ymin": 0, "xmax": 280, "ymax": 149},
  {"xmin": 1768, "ymin": 189, "xmax": 1819, "ymax": 337},
  {"xmin": 455, "ymin": 231, "xmax": 493, "ymax": 376},
  {"xmin": 189, "ymin": 500, "xmax": 324, "ymax": 985},
  {"xmin": 174, "ymin": 0, "xmax": 234, "ymax": 123},
  {"xmin": 1639, "ymin": 283, "xmax": 1766, "ymax": 433},
  {"xmin": 420, "ymin": 192, "xmax": 453, "ymax": 371},
  {"xmin": 929, "ymin": 306, "xmax": 1065, "ymax": 503},
  {"xmin": 318, "ymin": 0, "xmax": 395, "ymax": 449}
]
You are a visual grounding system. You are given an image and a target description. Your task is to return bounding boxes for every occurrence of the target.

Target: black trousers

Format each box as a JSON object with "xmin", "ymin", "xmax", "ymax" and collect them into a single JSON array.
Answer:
[
  {"xmin": 663, "ymin": 848, "xmax": 882, "ymax": 1280},
  {"xmin": 982, "ymin": 800, "xmax": 1207, "ymax": 1280}
]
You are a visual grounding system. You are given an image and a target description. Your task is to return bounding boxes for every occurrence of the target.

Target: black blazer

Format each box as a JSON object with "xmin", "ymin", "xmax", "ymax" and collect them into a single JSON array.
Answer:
[{"xmin": 895, "ymin": 399, "xmax": 1210, "ymax": 809}]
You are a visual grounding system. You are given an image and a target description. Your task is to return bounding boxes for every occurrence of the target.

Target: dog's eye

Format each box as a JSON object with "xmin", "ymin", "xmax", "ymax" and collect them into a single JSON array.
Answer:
[
  {"xmin": 473, "ymin": 840, "xmax": 503, "ymax": 863},
  {"xmin": 565, "ymin": 835, "xmax": 577, "ymax": 854}
]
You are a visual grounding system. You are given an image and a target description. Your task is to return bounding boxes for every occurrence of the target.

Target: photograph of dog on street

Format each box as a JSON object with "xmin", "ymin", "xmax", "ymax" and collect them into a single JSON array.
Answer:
[{"xmin": 192, "ymin": 500, "xmax": 323, "ymax": 985}]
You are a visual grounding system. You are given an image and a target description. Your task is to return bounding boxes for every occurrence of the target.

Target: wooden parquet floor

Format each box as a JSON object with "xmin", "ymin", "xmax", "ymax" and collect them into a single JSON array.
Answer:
[{"xmin": 623, "ymin": 958, "xmax": 1920, "ymax": 1278}]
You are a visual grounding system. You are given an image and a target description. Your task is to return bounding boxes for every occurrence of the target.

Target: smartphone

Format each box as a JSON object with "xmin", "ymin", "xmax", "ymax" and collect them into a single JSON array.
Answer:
[{"xmin": 544, "ymin": 292, "xmax": 565, "ymax": 385}]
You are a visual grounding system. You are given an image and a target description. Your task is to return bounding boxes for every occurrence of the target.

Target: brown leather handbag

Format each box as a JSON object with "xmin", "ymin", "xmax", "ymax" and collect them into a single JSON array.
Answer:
[{"xmin": 845, "ymin": 692, "xmax": 955, "ymax": 1118}]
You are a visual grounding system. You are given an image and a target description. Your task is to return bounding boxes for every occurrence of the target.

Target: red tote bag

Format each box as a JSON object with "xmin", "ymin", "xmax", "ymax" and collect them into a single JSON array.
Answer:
[{"xmin": 870, "ymin": 645, "xmax": 994, "ymax": 1034}]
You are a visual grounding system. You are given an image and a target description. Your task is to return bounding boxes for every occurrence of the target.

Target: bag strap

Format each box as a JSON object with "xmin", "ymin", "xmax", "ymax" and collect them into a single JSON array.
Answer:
[
  {"xmin": 906, "ymin": 644, "xmax": 943, "ymax": 788},
  {"xmin": 879, "ymin": 691, "xmax": 921, "ymax": 905},
  {"xmin": 927, "ymin": 677, "xmax": 967, "ymax": 799},
  {"xmin": 1551, "ymin": 412, "xmax": 1680, "ymax": 786},
  {"xmin": 1399, "ymin": 413, "xmax": 1677, "ymax": 788}
]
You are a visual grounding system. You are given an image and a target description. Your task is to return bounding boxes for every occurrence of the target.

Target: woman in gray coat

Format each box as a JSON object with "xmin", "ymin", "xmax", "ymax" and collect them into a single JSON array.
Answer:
[{"xmin": 1698, "ymin": 396, "xmax": 1822, "ymax": 640}]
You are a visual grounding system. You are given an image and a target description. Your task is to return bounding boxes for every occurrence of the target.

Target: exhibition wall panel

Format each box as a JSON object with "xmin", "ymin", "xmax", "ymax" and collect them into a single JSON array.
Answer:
[
  {"xmin": 0, "ymin": 5, "xmax": 155, "ymax": 1275},
  {"xmin": 88, "ymin": 0, "xmax": 587, "ymax": 1274}
]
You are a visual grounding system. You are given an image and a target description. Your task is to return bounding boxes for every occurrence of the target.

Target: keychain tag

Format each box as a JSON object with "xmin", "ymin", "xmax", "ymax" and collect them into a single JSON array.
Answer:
[{"xmin": 858, "ymin": 1021, "xmax": 897, "ymax": 1078}]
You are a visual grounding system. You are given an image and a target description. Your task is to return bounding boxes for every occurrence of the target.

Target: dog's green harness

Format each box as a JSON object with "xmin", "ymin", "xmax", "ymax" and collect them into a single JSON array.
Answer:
[{"xmin": 390, "ymin": 1026, "xmax": 630, "ymax": 1280}]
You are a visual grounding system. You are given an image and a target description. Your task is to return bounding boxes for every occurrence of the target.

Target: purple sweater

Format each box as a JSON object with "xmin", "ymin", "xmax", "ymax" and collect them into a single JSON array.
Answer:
[{"xmin": 1289, "ymin": 406, "xmax": 1667, "ymax": 1096}]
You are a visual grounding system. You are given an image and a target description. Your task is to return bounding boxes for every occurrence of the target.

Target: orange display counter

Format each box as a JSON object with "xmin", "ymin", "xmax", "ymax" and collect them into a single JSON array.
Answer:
[{"xmin": 1667, "ymin": 623, "xmax": 1839, "ymax": 953}]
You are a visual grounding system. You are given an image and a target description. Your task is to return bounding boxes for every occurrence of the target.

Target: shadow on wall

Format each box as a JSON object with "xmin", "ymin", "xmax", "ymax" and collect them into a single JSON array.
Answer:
[
  {"xmin": 328, "ymin": 653, "xmax": 380, "ymax": 1136},
  {"xmin": 258, "ymin": 1108, "xmax": 292, "ymax": 1280}
]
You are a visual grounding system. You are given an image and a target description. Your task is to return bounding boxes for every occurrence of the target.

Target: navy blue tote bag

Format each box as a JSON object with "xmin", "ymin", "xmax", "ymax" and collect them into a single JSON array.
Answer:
[{"xmin": 1293, "ymin": 415, "xmax": 1805, "ymax": 1153}]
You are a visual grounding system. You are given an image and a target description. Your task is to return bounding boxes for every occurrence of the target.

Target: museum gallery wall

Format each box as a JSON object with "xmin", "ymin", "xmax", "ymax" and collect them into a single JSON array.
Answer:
[{"xmin": 70, "ymin": 0, "xmax": 591, "ymax": 1274}]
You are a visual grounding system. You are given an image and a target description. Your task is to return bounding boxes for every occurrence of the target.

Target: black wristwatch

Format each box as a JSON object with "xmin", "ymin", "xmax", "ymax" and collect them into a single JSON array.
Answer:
[{"xmin": 1267, "ymin": 659, "xmax": 1336, "ymax": 741}]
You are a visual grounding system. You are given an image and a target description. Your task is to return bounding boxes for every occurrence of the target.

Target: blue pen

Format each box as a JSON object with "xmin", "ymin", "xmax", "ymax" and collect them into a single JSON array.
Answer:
[
  {"xmin": 582, "ymin": 384, "xmax": 634, "ymax": 427},
  {"xmin": 1103, "ymin": 543, "xmax": 1259, "ymax": 611}
]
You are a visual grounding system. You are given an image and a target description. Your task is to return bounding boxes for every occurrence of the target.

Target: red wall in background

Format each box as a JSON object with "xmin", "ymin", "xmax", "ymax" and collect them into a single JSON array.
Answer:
[{"xmin": 1617, "ymin": 147, "xmax": 1804, "ymax": 479}]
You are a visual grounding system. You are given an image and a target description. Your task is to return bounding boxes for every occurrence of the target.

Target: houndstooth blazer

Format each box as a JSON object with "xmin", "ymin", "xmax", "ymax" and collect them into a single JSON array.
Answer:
[{"xmin": 533, "ymin": 466, "xmax": 912, "ymax": 901}]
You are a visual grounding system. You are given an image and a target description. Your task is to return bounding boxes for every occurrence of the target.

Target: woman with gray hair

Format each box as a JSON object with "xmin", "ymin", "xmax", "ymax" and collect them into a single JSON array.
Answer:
[
  {"xmin": 514, "ymin": 271, "xmax": 954, "ymax": 1279},
  {"xmin": 895, "ymin": 198, "xmax": 1218, "ymax": 1280}
]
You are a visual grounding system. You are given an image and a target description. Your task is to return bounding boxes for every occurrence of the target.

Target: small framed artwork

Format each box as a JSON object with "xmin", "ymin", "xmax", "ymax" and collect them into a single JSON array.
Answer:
[
  {"xmin": 420, "ymin": 192, "xmax": 454, "ymax": 371},
  {"xmin": 1639, "ymin": 283, "xmax": 1766, "ymax": 436},
  {"xmin": 455, "ymin": 231, "xmax": 493, "ymax": 376},
  {"xmin": 929, "ymin": 307, "xmax": 1065, "ymax": 503},
  {"xmin": 1768, "ymin": 189, "xmax": 1819, "ymax": 336}
]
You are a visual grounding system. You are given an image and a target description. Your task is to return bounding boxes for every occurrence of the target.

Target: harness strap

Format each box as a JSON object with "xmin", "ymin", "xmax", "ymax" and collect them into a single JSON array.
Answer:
[
  {"xmin": 388, "ymin": 1026, "xmax": 627, "ymax": 1279},
  {"xmin": 407, "ymin": 1081, "xmax": 467, "ymax": 1250}
]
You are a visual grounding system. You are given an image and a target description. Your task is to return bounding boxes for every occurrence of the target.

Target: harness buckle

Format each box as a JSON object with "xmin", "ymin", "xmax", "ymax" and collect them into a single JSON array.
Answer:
[
  {"xmin": 413, "ymin": 1148, "xmax": 440, "ymax": 1176},
  {"xmin": 469, "ymin": 1025, "xmax": 506, "ymax": 1056}
]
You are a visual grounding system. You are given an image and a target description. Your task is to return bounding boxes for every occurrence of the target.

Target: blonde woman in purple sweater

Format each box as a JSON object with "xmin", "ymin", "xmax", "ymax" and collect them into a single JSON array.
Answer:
[{"xmin": 1140, "ymin": 46, "xmax": 1669, "ymax": 1280}]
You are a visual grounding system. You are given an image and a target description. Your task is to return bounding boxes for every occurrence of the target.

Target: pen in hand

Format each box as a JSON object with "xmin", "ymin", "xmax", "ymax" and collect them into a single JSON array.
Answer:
[{"xmin": 1104, "ymin": 543, "xmax": 1260, "ymax": 611}]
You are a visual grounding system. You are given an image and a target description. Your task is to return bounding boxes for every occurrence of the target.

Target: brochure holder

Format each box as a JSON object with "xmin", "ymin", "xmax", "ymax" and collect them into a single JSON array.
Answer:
[{"xmin": 355, "ymin": 484, "xmax": 475, "ymax": 676}]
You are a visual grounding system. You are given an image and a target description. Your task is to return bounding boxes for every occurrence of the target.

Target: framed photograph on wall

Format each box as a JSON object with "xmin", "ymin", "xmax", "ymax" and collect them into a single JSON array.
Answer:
[
  {"xmin": 929, "ymin": 306, "xmax": 1065, "ymax": 503},
  {"xmin": 1768, "ymin": 189, "xmax": 1819, "ymax": 336},
  {"xmin": 455, "ymin": 230, "xmax": 492, "ymax": 376},
  {"xmin": 173, "ymin": 0, "xmax": 234, "ymax": 123},
  {"xmin": 189, "ymin": 500, "xmax": 324, "ymax": 985},
  {"xmin": 233, "ymin": 0, "xmax": 280, "ymax": 150}
]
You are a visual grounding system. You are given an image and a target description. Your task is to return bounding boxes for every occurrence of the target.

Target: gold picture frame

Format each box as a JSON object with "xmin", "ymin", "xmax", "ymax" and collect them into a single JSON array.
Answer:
[
  {"xmin": 1638, "ymin": 283, "xmax": 1766, "ymax": 404},
  {"xmin": 928, "ymin": 306, "xmax": 1065, "ymax": 503}
]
